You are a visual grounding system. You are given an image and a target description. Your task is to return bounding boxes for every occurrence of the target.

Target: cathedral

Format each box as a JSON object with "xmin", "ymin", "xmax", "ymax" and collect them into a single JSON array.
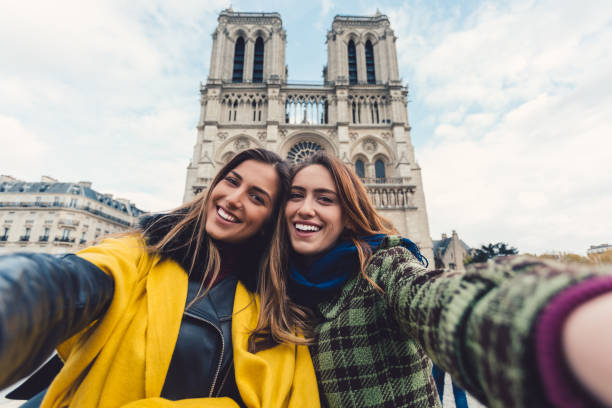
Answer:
[{"xmin": 184, "ymin": 9, "xmax": 434, "ymax": 261}]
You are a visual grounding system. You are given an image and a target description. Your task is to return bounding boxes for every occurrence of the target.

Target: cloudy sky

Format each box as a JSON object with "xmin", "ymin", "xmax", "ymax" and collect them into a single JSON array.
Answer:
[{"xmin": 1, "ymin": 0, "xmax": 611, "ymax": 255}]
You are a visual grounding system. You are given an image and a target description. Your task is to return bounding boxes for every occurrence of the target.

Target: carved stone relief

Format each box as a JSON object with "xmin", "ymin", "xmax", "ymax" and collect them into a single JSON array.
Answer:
[
  {"xmin": 363, "ymin": 139, "xmax": 378, "ymax": 153},
  {"xmin": 234, "ymin": 137, "xmax": 250, "ymax": 150}
]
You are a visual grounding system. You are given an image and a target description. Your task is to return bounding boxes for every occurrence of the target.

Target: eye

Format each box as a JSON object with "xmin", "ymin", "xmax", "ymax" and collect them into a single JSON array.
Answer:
[
  {"xmin": 289, "ymin": 191, "xmax": 304, "ymax": 200},
  {"xmin": 318, "ymin": 195, "xmax": 335, "ymax": 204},
  {"xmin": 224, "ymin": 175, "xmax": 239, "ymax": 186},
  {"xmin": 250, "ymin": 192, "xmax": 265, "ymax": 205}
]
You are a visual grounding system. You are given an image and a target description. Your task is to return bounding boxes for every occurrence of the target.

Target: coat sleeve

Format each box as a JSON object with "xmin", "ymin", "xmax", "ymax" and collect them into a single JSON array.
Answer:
[
  {"xmin": 371, "ymin": 246, "xmax": 612, "ymax": 407},
  {"xmin": 0, "ymin": 252, "xmax": 114, "ymax": 390}
]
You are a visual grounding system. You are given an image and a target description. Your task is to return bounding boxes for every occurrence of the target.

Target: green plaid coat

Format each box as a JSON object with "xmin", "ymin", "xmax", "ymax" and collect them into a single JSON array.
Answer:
[{"xmin": 309, "ymin": 236, "xmax": 608, "ymax": 408}]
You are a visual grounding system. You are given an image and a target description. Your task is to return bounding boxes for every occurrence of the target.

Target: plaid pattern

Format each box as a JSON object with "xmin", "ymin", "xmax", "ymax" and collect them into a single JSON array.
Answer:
[{"xmin": 310, "ymin": 236, "xmax": 610, "ymax": 408}]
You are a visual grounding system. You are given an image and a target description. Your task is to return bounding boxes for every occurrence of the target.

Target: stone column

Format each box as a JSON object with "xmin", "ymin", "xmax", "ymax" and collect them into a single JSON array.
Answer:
[
  {"xmin": 243, "ymin": 38, "xmax": 254, "ymax": 82},
  {"xmin": 356, "ymin": 41, "xmax": 366, "ymax": 84}
]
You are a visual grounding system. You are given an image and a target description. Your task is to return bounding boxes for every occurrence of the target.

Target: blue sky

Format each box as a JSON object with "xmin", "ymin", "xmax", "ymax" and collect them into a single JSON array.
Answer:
[{"xmin": 1, "ymin": 0, "xmax": 611, "ymax": 255}]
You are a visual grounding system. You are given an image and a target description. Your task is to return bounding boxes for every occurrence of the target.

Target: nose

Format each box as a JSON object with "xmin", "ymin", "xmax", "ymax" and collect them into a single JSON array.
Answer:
[
  {"xmin": 225, "ymin": 188, "xmax": 244, "ymax": 210},
  {"xmin": 296, "ymin": 198, "xmax": 315, "ymax": 218}
]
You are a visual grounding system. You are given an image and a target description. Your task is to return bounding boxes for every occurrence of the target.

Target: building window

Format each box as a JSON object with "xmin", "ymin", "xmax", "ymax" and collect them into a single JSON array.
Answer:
[
  {"xmin": 286, "ymin": 141, "xmax": 323, "ymax": 164},
  {"xmin": 40, "ymin": 227, "xmax": 49, "ymax": 242},
  {"xmin": 348, "ymin": 40, "xmax": 358, "ymax": 85},
  {"xmin": 69, "ymin": 198, "xmax": 78, "ymax": 208},
  {"xmin": 375, "ymin": 159, "xmax": 386, "ymax": 179},
  {"xmin": 365, "ymin": 40, "xmax": 376, "ymax": 84},
  {"xmin": 253, "ymin": 37, "xmax": 264, "ymax": 83},
  {"xmin": 62, "ymin": 229, "xmax": 70, "ymax": 240},
  {"xmin": 20, "ymin": 227, "xmax": 31, "ymax": 241},
  {"xmin": 53, "ymin": 197, "xmax": 60, "ymax": 206},
  {"xmin": 355, "ymin": 159, "xmax": 365, "ymax": 178},
  {"xmin": 1, "ymin": 227, "xmax": 9, "ymax": 241},
  {"xmin": 232, "ymin": 37, "xmax": 245, "ymax": 83}
]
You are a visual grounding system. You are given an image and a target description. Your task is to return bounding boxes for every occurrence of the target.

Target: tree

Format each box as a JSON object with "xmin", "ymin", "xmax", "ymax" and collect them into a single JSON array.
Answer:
[{"xmin": 465, "ymin": 242, "xmax": 518, "ymax": 265}]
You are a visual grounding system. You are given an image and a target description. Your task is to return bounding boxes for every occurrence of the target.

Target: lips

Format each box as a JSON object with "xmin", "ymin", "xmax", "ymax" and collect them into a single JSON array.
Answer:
[{"xmin": 217, "ymin": 206, "xmax": 240, "ymax": 223}]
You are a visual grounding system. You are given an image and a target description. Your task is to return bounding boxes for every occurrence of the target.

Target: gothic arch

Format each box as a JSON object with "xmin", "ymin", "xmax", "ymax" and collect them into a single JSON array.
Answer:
[
  {"xmin": 343, "ymin": 32, "xmax": 361, "ymax": 45},
  {"xmin": 350, "ymin": 134, "xmax": 395, "ymax": 162},
  {"xmin": 228, "ymin": 27, "xmax": 249, "ymax": 42},
  {"xmin": 373, "ymin": 155, "xmax": 388, "ymax": 179},
  {"xmin": 352, "ymin": 153, "xmax": 368, "ymax": 178},
  {"xmin": 362, "ymin": 31, "xmax": 380, "ymax": 45},
  {"xmin": 280, "ymin": 130, "xmax": 337, "ymax": 162},
  {"xmin": 250, "ymin": 28, "xmax": 271, "ymax": 42},
  {"xmin": 215, "ymin": 134, "xmax": 263, "ymax": 165}
]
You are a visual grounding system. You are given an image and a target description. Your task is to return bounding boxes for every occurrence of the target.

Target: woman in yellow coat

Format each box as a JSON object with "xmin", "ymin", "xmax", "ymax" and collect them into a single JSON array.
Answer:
[{"xmin": 0, "ymin": 148, "xmax": 319, "ymax": 408}]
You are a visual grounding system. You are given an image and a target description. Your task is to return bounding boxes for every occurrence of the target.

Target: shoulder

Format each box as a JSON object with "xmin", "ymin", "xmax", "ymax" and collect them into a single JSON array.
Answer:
[
  {"xmin": 77, "ymin": 234, "xmax": 148, "ymax": 262},
  {"xmin": 366, "ymin": 237, "xmax": 427, "ymax": 282},
  {"xmin": 370, "ymin": 236, "xmax": 424, "ymax": 269}
]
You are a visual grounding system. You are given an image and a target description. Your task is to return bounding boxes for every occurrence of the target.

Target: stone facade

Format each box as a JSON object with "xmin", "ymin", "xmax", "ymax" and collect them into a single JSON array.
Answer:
[
  {"xmin": 432, "ymin": 230, "xmax": 472, "ymax": 272},
  {"xmin": 0, "ymin": 175, "xmax": 145, "ymax": 255},
  {"xmin": 184, "ymin": 9, "xmax": 433, "ymax": 261}
]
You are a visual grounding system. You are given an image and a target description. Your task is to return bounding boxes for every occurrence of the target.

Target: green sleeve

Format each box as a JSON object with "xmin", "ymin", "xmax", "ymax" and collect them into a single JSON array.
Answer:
[{"xmin": 368, "ymin": 243, "xmax": 609, "ymax": 407}]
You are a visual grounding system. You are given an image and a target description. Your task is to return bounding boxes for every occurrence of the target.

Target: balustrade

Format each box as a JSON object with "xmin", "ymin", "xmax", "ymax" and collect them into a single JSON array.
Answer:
[
  {"xmin": 284, "ymin": 94, "xmax": 329, "ymax": 125},
  {"xmin": 365, "ymin": 183, "xmax": 416, "ymax": 209}
]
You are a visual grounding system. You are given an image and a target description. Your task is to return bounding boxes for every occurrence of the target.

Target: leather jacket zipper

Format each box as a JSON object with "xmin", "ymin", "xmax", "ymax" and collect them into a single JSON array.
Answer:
[{"xmin": 183, "ymin": 311, "xmax": 224, "ymax": 397}]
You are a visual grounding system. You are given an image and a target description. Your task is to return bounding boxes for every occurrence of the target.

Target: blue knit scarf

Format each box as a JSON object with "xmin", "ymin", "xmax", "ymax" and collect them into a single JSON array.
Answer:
[{"xmin": 288, "ymin": 234, "xmax": 428, "ymax": 308}]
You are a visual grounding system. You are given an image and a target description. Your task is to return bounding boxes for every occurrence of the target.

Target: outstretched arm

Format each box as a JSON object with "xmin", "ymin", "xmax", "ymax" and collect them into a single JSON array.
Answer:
[
  {"xmin": 371, "ymin": 245, "xmax": 612, "ymax": 407},
  {"xmin": 0, "ymin": 253, "xmax": 114, "ymax": 389}
]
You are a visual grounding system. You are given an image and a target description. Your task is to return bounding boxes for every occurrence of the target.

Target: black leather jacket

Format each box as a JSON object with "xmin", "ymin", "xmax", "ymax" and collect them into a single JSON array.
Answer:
[{"xmin": 0, "ymin": 252, "xmax": 242, "ymax": 404}]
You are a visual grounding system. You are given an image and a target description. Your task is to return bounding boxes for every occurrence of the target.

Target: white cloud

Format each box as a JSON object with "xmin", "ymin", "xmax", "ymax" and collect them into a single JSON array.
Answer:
[
  {"xmin": 0, "ymin": 1, "xmax": 225, "ymax": 213},
  {"xmin": 389, "ymin": 0, "xmax": 612, "ymax": 254},
  {"xmin": 0, "ymin": 115, "xmax": 47, "ymax": 180}
]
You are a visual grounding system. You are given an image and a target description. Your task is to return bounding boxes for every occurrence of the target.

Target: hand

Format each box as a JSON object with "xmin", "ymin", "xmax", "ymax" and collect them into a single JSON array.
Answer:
[{"xmin": 563, "ymin": 292, "xmax": 612, "ymax": 405}]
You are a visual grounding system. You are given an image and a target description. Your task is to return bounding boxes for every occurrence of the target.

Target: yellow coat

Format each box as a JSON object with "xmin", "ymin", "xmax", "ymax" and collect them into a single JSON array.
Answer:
[{"xmin": 41, "ymin": 236, "xmax": 319, "ymax": 408}]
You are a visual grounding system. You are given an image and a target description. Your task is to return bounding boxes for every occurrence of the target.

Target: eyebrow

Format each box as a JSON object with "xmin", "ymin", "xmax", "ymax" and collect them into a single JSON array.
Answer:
[
  {"xmin": 230, "ymin": 170, "xmax": 272, "ymax": 203},
  {"xmin": 291, "ymin": 185, "xmax": 338, "ymax": 196}
]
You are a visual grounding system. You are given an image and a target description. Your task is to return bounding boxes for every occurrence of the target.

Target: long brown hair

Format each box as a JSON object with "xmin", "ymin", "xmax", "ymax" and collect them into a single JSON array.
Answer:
[
  {"xmin": 141, "ymin": 148, "xmax": 308, "ymax": 351},
  {"xmin": 289, "ymin": 151, "xmax": 397, "ymax": 291}
]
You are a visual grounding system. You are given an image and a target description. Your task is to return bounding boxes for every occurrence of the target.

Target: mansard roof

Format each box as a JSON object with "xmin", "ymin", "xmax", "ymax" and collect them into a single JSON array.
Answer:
[{"xmin": 0, "ymin": 180, "xmax": 145, "ymax": 217}]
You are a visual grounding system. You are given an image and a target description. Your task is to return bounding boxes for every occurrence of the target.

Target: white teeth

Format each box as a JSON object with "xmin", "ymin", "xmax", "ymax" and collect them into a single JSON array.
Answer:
[
  {"xmin": 295, "ymin": 223, "xmax": 320, "ymax": 232},
  {"xmin": 218, "ymin": 207, "xmax": 239, "ymax": 223}
]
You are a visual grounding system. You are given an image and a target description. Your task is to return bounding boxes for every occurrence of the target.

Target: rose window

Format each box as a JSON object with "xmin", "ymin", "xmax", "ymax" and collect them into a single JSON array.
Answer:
[{"xmin": 286, "ymin": 141, "xmax": 323, "ymax": 163}]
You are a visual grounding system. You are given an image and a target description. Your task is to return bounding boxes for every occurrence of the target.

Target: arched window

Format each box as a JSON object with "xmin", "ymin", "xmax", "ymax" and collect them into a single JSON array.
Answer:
[
  {"xmin": 365, "ymin": 40, "xmax": 376, "ymax": 84},
  {"xmin": 348, "ymin": 40, "xmax": 357, "ymax": 85},
  {"xmin": 253, "ymin": 37, "xmax": 264, "ymax": 83},
  {"xmin": 355, "ymin": 159, "xmax": 365, "ymax": 178},
  {"xmin": 232, "ymin": 37, "xmax": 245, "ymax": 83},
  {"xmin": 375, "ymin": 159, "xmax": 386, "ymax": 179}
]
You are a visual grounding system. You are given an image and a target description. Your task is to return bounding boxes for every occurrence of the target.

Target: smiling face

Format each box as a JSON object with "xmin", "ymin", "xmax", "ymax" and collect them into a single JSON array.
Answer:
[
  {"xmin": 205, "ymin": 159, "xmax": 279, "ymax": 244},
  {"xmin": 285, "ymin": 164, "xmax": 345, "ymax": 257}
]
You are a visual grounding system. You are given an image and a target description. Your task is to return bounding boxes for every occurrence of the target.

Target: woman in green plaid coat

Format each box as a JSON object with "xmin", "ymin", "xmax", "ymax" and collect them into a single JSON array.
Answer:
[{"xmin": 282, "ymin": 151, "xmax": 612, "ymax": 408}]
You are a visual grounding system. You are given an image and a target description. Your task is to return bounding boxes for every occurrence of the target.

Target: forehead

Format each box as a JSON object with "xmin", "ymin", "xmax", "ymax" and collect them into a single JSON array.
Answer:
[
  {"xmin": 292, "ymin": 164, "xmax": 336, "ymax": 191},
  {"xmin": 232, "ymin": 160, "xmax": 279, "ymax": 198}
]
